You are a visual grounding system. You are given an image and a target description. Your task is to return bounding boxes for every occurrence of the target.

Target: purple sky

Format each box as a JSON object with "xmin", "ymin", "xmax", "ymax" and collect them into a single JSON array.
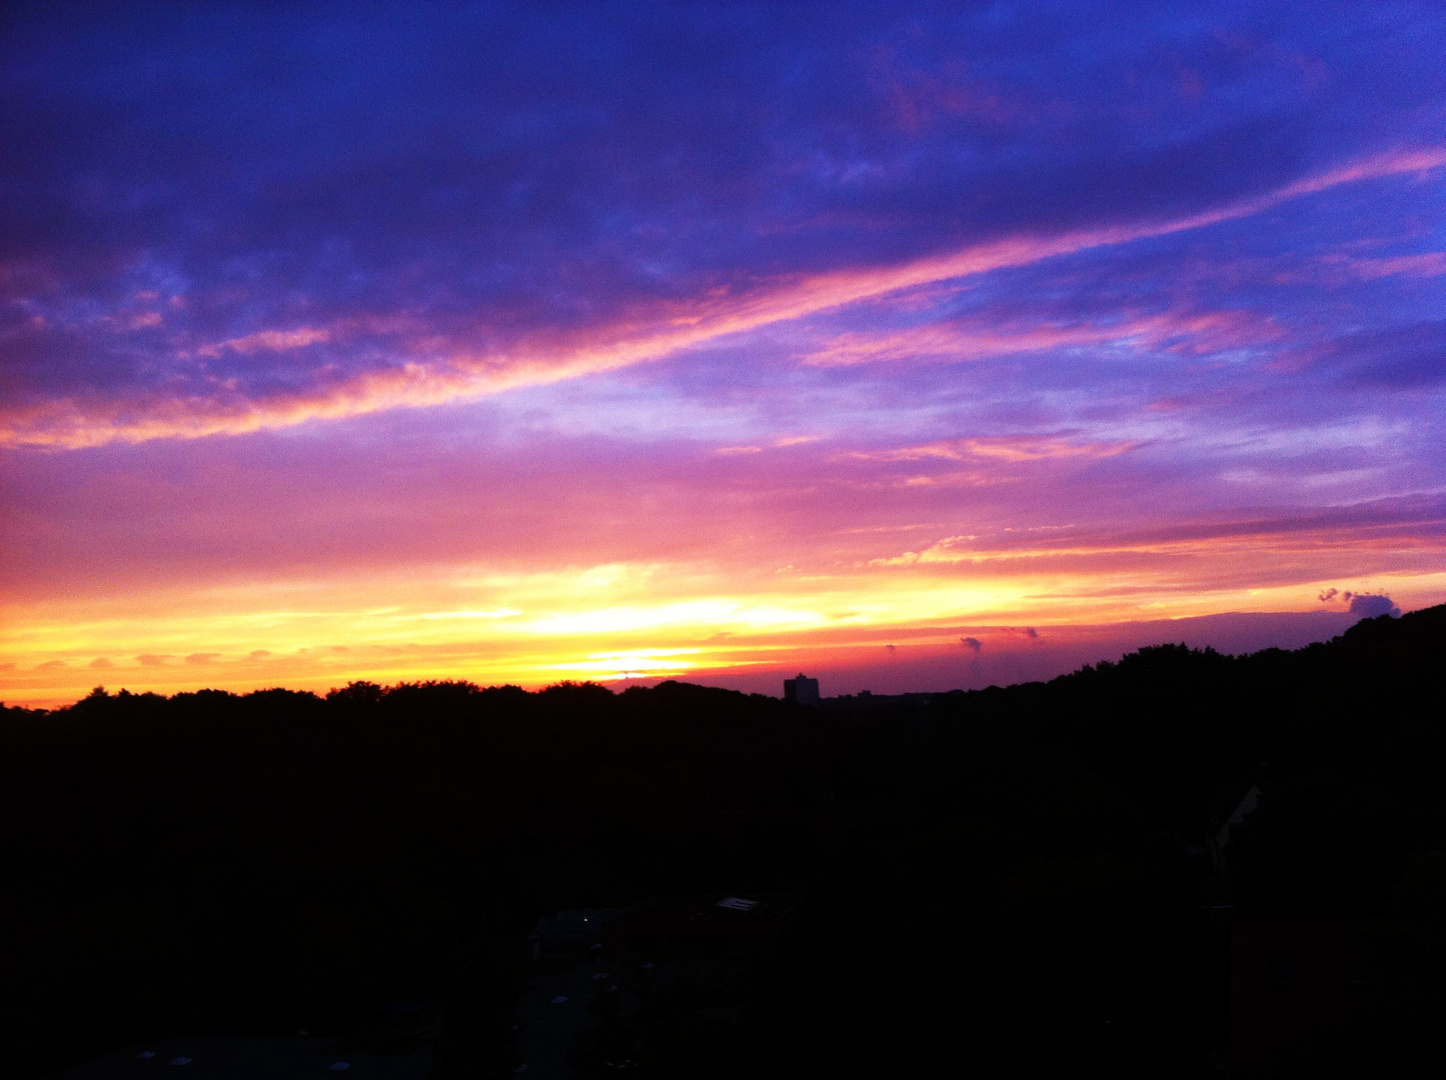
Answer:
[{"xmin": 2, "ymin": 2, "xmax": 1443, "ymax": 704}]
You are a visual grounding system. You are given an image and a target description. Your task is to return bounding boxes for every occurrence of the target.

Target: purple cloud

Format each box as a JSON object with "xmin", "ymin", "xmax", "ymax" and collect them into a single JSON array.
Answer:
[
  {"xmin": 2, "ymin": 2, "xmax": 1444, "ymax": 445},
  {"xmin": 1347, "ymin": 593, "xmax": 1401, "ymax": 618}
]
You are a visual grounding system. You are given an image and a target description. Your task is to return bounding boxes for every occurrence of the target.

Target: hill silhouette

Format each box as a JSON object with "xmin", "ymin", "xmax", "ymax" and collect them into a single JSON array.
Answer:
[{"xmin": 3, "ymin": 604, "xmax": 1443, "ymax": 1077}]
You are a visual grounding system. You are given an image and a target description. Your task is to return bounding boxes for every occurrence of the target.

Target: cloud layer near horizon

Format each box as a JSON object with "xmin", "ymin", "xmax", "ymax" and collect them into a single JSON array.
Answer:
[{"xmin": 2, "ymin": 1, "xmax": 1444, "ymax": 703}]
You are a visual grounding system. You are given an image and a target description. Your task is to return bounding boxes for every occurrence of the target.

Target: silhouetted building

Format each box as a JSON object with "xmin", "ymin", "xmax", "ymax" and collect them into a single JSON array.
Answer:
[
  {"xmin": 1229, "ymin": 921, "xmax": 1376, "ymax": 1076},
  {"xmin": 601, "ymin": 894, "xmax": 800, "ymax": 962},
  {"xmin": 783, "ymin": 673, "xmax": 819, "ymax": 706}
]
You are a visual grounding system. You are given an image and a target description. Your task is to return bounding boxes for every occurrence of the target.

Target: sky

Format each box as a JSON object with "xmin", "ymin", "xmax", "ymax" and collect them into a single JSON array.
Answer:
[{"xmin": 2, "ymin": 1, "xmax": 1443, "ymax": 706}]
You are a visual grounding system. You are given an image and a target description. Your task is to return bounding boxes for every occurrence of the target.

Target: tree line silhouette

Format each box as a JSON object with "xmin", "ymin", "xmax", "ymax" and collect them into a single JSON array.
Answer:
[{"xmin": 2, "ymin": 603, "xmax": 1443, "ymax": 1077}]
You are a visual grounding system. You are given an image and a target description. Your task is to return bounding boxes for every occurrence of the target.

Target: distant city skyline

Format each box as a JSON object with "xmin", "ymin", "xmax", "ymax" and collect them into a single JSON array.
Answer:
[{"xmin": 2, "ymin": 2, "xmax": 1443, "ymax": 705}]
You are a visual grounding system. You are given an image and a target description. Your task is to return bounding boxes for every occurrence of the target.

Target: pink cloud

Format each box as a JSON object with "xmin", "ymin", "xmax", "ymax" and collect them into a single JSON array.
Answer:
[
  {"xmin": 1320, "ymin": 251, "xmax": 1446, "ymax": 281},
  {"xmin": 801, "ymin": 307, "xmax": 1281, "ymax": 367},
  {"xmin": 848, "ymin": 435, "xmax": 1135, "ymax": 464},
  {"xmin": 196, "ymin": 326, "xmax": 332, "ymax": 358},
  {"xmin": 871, "ymin": 53, "xmax": 1033, "ymax": 134}
]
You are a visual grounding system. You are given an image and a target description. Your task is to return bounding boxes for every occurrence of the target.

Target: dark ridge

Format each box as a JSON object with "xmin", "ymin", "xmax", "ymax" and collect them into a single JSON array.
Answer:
[{"xmin": 4, "ymin": 605, "xmax": 1443, "ymax": 1077}]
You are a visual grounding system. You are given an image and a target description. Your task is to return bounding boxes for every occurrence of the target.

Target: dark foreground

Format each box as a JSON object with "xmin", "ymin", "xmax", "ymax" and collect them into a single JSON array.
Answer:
[{"xmin": 2, "ymin": 605, "xmax": 1444, "ymax": 1078}]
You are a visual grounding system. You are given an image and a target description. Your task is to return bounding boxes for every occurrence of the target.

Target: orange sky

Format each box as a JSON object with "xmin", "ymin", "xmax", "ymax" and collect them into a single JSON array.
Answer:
[{"xmin": 4, "ymin": 12, "xmax": 1445, "ymax": 707}]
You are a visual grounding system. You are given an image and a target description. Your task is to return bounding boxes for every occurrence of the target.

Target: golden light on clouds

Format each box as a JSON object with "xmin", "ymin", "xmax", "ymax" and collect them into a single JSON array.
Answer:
[{"xmin": 6, "ymin": 531, "xmax": 1443, "ymax": 705}]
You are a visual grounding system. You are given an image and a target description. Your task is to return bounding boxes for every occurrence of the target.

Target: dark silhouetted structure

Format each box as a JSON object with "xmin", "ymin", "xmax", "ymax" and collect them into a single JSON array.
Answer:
[{"xmin": 782, "ymin": 673, "xmax": 819, "ymax": 706}]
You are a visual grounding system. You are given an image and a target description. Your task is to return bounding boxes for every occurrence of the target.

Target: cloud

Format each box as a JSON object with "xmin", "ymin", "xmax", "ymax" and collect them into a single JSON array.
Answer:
[
  {"xmin": 961, "ymin": 636, "xmax": 983, "ymax": 653},
  {"xmin": 136, "ymin": 654, "xmax": 173, "ymax": 667},
  {"xmin": 1316, "ymin": 251, "xmax": 1446, "ymax": 282},
  {"xmin": 184, "ymin": 652, "xmax": 221, "ymax": 665},
  {"xmin": 1270, "ymin": 320, "xmax": 1446, "ymax": 390},
  {"xmin": 1347, "ymin": 593, "xmax": 1400, "ymax": 618},
  {"xmin": 3, "ymin": 142, "xmax": 1442, "ymax": 450},
  {"xmin": 195, "ymin": 327, "xmax": 333, "ymax": 359},
  {"xmin": 799, "ymin": 308, "xmax": 1280, "ymax": 368},
  {"xmin": 89, "ymin": 657, "xmax": 114, "ymax": 669},
  {"xmin": 865, "ymin": 496, "xmax": 1446, "ymax": 572},
  {"xmin": 849, "ymin": 436, "xmax": 1134, "ymax": 464}
]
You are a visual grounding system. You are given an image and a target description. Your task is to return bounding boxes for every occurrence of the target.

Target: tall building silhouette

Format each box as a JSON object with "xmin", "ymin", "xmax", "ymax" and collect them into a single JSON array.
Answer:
[{"xmin": 783, "ymin": 673, "xmax": 819, "ymax": 706}]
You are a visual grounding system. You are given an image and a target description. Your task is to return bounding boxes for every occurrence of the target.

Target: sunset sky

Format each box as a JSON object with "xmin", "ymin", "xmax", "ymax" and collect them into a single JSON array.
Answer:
[{"xmin": 3, "ymin": 2, "xmax": 1443, "ymax": 706}]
